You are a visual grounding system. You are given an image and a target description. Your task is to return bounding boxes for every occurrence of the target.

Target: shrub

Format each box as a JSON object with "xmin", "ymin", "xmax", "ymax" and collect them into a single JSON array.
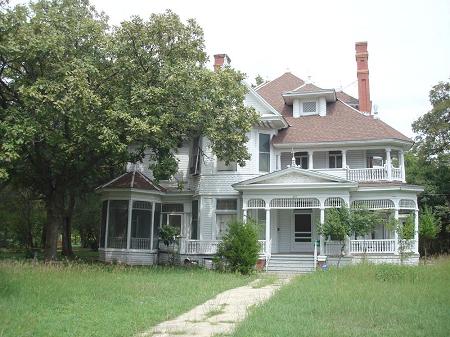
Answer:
[{"xmin": 214, "ymin": 219, "xmax": 260, "ymax": 275}]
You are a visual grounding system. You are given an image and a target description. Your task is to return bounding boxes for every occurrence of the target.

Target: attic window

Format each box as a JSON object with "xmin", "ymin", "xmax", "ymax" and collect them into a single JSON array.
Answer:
[{"xmin": 302, "ymin": 101, "xmax": 317, "ymax": 113}]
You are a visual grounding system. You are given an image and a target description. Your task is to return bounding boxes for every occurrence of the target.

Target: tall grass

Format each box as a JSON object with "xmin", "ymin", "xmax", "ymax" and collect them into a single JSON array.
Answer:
[
  {"xmin": 0, "ymin": 260, "xmax": 252, "ymax": 337},
  {"xmin": 232, "ymin": 258, "xmax": 450, "ymax": 337}
]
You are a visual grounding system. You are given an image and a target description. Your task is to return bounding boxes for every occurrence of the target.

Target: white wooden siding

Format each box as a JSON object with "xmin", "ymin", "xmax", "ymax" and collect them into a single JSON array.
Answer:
[
  {"xmin": 199, "ymin": 197, "xmax": 213, "ymax": 240},
  {"xmin": 313, "ymin": 151, "xmax": 327, "ymax": 168},
  {"xmin": 347, "ymin": 150, "xmax": 366, "ymax": 168},
  {"xmin": 277, "ymin": 210, "xmax": 292, "ymax": 253}
]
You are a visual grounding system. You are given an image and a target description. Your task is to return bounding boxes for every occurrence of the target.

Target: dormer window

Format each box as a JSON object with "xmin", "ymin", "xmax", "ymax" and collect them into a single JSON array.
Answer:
[{"xmin": 302, "ymin": 101, "xmax": 317, "ymax": 113}]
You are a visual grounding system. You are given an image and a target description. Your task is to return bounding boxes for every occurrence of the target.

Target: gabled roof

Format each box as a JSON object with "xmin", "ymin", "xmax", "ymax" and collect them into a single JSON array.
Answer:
[
  {"xmin": 233, "ymin": 167, "xmax": 357, "ymax": 190},
  {"xmin": 272, "ymin": 99, "xmax": 412, "ymax": 145},
  {"xmin": 256, "ymin": 72, "xmax": 304, "ymax": 116},
  {"xmin": 336, "ymin": 90, "xmax": 359, "ymax": 107},
  {"xmin": 98, "ymin": 170, "xmax": 165, "ymax": 192},
  {"xmin": 289, "ymin": 83, "xmax": 334, "ymax": 94}
]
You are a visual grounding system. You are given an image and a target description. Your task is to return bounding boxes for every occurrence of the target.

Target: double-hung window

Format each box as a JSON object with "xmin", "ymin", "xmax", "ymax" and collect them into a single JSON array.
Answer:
[
  {"xmin": 294, "ymin": 152, "xmax": 308, "ymax": 169},
  {"xmin": 329, "ymin": 151, "xmax": 343, "ymax": 168},
  {"xmin": 259, "ymin": 134, "xmax": 270, "ymax": 172},
  {"xmin": 215, "ymin": 199, "xmax": 238, "ymax": 239},
  {"xmin": 189, "ymin": 137, "xmax": 201, "ymax": 174}
]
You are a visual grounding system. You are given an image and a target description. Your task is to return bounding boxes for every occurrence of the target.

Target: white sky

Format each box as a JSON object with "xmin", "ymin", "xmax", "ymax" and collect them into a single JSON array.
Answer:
[{"xmin": 10, "ymin": 0, "xmax": 450, "ymax": 137}]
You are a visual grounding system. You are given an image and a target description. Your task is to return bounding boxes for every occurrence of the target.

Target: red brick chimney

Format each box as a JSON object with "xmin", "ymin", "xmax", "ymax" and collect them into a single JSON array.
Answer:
[
  {"xmin": 355, "ymin": 42, "xmax": 372, "ymax": 114},
  {"xmin": 213, "ymin": 54, "xmax": 231, "ymax": 71}
]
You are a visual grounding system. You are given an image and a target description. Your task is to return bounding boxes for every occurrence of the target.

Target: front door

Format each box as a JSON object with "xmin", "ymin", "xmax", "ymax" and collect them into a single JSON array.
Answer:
[{"xmin": 291, "ymin": 213, "xmax": 312, "ymax": 252}]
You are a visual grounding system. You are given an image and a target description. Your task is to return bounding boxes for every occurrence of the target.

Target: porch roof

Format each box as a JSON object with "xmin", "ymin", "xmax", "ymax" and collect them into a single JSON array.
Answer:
[{"xmin": 233, "ymin": 167, "xmax": 357, "ymax": 191}]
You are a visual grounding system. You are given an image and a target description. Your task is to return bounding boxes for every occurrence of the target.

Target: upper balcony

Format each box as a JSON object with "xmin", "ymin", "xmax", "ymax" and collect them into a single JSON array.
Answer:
[{"xmin": 276, "ymin": 147, "xmax": 405, "ymax": 183}]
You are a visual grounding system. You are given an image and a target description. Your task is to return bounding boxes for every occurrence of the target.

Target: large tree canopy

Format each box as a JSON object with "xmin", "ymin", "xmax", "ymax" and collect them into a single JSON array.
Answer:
[{"xmin": 0, "ymin": 0, "xmax": 258, "ymax": 259}]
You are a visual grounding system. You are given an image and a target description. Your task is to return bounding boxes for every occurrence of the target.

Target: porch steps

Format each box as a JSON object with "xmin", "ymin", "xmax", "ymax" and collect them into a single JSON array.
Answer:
[{"xmin": 267, "ymin": 254, "xmax": 315, "ymax": 274}]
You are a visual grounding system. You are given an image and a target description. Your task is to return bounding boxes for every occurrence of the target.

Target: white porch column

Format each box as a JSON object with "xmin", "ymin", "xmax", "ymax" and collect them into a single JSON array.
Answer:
[
  {"xmin": 386, "ymin": 147, "xmax": 392, "ymax": 181},
  {"xmin": 277, "ymin": 153, "xmax": 282, "ymax": 171},
  {"xmin": 399, "ymin": 149, "xmax": 406, "ymax": 182},
  {"xmin": 342, "ymin": 149, "xmax": 347, "ymax": 168},
  {"xmin": 104, "ymin": 200, "xmax": 110, "ymax": 248},
  {"xmin": 126, "ymin": 199, "xmax": 133, "ymax": 249},
  {"xmin": 394, "ymin": 208, "xmax": 399, "ymax": 255},
  {"xmin": 319, "ymin": 207, "xmax": 325, "ymax": 255},
  {"xmin": 150, "ymin": 202, "xmax": 155, "ymax": 250},
  {"xmin": 243, "ymin": 208, "xmax": 248, "ymax": 223},
  {"xmin": 414, "ymin": 209, "xmax": 419, "ymax": 254},
  {"xmin": 308, "ymin": 151, "xmax": 314, "ymax": 169},
  {"xmin": 265, "ymin": 207, "xmax": 271, "ymax": 255}
]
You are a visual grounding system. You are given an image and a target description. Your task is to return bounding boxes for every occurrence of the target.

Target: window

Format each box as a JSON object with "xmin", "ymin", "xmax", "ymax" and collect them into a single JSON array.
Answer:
[
  {"xmin": 216, "ymin": 198, "xmax": 238, "ymax": 239},
  {"xmin": 259, "ymin": 134, "xmax": 270, "ymax": 172},
  {"xmin": 99, "ymin": 201, "xmax": 108, "ymax": 248},
  {"xmin": 329, "ymin": 151, "xmax": 343, "ymax": 168},
  {"xmin": 161, "ymin": 203, "xmax": 184, "ymax": 235},
  {"xmin": 303, "ymin": 101, "xmax": 317, "ymax": 113},
  {"xmin": 294, "ymin": 152, "xmax": 308, "ymax": 168},
  {"xmin": 130, "ymin": 201, "xmax": 152, "ymax": 249},
  {"xmin": 107, "ymin": 200, "xmax": 129, "ymax": 249},
  {"xmin": 217, "ymin": 160, "xmax": 237, "ymax": 172},
  {"xmin": 189, "ymin": 137, "xmax": 201, "ymax": 174},
  {"xmin": 367, "ymin": 156, "xmax": 384, "ymax": 168},
  {"xmin": 191, "ymin": 200, "xmax": 199, "ymax": 239}
]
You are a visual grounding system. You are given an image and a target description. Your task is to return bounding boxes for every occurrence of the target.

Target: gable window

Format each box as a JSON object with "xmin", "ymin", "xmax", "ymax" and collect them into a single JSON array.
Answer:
[
  {"xmin": 215, "ymin": 199, "xmax": 238, "ymax": 239},
  {"xmin": 189, "ymin": 137, "xmax": 201, "ymax": 175},
  {"xmin": 259, "ymin": 133, "xmax": 271, "ymax": 172},
  {"xmin": 217, "ymin": 160, "xmax": 237, "ymax": 172},
  {"xmin": 303, "ymin": 101, "xmax": 317, "ymax": 113},
  {"xmin": 294, "ymin": 152, "xmax": 308, "ymax": 169},
  {"xmin": 329, "ymin": 151, "xmax": 343, "ymax": 168}
]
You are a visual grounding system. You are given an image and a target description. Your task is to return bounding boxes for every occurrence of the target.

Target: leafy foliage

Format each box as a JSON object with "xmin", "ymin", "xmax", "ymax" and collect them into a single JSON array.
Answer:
[
  {"xmin": 214, "ymin": 220, "xmax": 260, "ymax": 275},
  {"xmin": 419, "ymin": 206, "xmax": 442, "ymax": 258},
  {"xmin": 407, "ymin": 80, "xmax": 450, "ymax": 255},
  {"xmin": 159, "ymin": 225, "xmax": 180, "ymax": 247},
  {"xmin": 0, "ymin": 0, "xmax": 258, "ymax": 259}
]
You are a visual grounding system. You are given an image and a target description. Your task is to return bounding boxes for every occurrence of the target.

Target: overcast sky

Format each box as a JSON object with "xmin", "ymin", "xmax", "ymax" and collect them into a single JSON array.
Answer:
[{"xmin": 11, "ymin": 0, "xmax": 450, "ymax": 137}]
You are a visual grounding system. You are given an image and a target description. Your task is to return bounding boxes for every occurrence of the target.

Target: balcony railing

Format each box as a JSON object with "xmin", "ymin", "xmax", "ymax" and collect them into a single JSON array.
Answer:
[{"xmin": 313, "ymin": 165, "xmax": 403, "ymax": 182}]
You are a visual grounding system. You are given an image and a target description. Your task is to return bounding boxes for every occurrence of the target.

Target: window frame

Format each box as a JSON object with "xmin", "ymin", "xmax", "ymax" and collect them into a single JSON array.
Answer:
[
  {"xmin": 259, "ymin": 133, "xmax": 271, "ymax": 172},
  {"xmin": 294, "ymin": 152, "xmax": 308, "ymax": 169},
  {"xmin": 215, "ymin": 198, "xmax": 238, "ymax": 239},
  {"xmin": 328, "ymin": 151, "xmax": 343, "ymax": 169}
]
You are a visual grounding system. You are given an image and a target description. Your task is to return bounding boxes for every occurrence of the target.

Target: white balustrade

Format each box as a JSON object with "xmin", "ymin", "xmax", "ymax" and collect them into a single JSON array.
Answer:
[
  {"xmin": 392, "ymin": 167, "xmax": 402, "ymax": 180},
  {"xmin": 349, "ymin": 239, "xmax": 396, "ymax": 254},
  {"xmin": 107, "ymin": 237, "xmax": 127, "ymax": 249},
  {"xmin": 182, "ymin": 239, "xmax": 268, "ymax": 255},
  {"xmin": 346, "ymin": 166, "xmax": 403, "ymax": 182},
  {"xmin": 324, "ymin": 241, "xmax": 344, "ymax": 256}
]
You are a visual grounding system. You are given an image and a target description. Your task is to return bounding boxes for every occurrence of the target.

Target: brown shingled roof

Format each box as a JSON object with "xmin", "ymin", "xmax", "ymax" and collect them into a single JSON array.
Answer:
[
  {"xmin": 273, "ymin": 100, "xmax": 412, "ymax": 144},
  {"xmin": 336, "ymin": 90, "xmax": 359, "ymax": 107},
  {"xmin": 99, "ymin": 171, "xmax": 165, "ymax": 192},
  {"xmin": 256, "ymin": 72, "xmax": 304, "ymax": 116},
  {"xmin": 289, "ymin": 83, "xmax": 333, "ymax": 94}
]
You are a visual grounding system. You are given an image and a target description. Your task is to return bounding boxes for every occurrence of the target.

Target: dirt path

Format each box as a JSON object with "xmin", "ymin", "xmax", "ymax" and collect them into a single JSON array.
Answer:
[{"xmin": 137, "ymin": 276, "xmax": 292, "ymax": 337}]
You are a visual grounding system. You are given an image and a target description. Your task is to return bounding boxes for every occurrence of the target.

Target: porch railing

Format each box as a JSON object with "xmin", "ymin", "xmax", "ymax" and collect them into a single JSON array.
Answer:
[
  {"xmin": 107, "ymin": 237, "xmax": 127, "ymax": 249},
  {"xmin": 130, "ymin": 238, "xmax": 151, "ymax": 250},
  {"xmin": 181, "ymin": 239, "xmax": 268, "ymax": 255},
  {"xmin": 324, "ymin": 241, "xmax": 344, "ymax": 256},
  {"xmin": 349, "ymin": 239, "xmax": 396, "ymax": 254}
]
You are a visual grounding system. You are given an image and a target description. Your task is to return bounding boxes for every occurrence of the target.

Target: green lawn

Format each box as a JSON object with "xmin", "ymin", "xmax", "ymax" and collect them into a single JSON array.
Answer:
[
  {"xmin": 231, "ymin": 258, "xmax": 450, "ymax": 337},
  {"xmin": 0, "ymin": 259, "xmax": 252, "ymax": 337}
]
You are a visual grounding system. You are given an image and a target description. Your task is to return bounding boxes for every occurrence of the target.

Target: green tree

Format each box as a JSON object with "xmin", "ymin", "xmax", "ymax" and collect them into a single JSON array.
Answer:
[
  {"xmin": 419, "ymin": 206, "xmax": 442, "ymax": 259},
  {"xmin": 0, "ymin": 1, "xmax": 258, "ymax": 260},
  {"xmin": 407, "ymin": 80, "xmax": 450, "ymax": 254},
  {"xmin": 215, "ymin": 220, "xmax": 260, "ymax": 275},
  {"xmin": 319, "ymin": 206, "xmax": 379, "ymax": 266},
  {"xmin": 251, "ymin": 74, "xmax": 265, "ymax": 88}
]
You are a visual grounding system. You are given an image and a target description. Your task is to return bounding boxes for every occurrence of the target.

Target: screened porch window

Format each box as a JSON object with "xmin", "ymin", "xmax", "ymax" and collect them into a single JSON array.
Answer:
[
  {"xmin": 248, "ymin": 209, "xmax": 266, "ymax": 240},
  {"xmin": 294, "ymin": 152, "xmax": 308, "ymax": 169},
  {"xmin": 107, "ymin": 200, "xmax": 128, "ymax": 249},
  {"xmin": 216, "ymin": 199, "xmax": 238, "ymax": 239},
  {"xmin": 259, "ymin": 134, "xmax": 270, "ymax": 172},
  {"xmin": 329, "ymin": 151, "xmax": 343, "ymax": 168},
  {"xmin": 99, "ymin": 201, "xmax": 108, "ymax": 248},
  {"xmin": 153, "ymin": 203, "xmax": 161, "ymax": 249},
  {"xmin": 130, "ymin": 201, "xmax": 152, "ymax": 250}
]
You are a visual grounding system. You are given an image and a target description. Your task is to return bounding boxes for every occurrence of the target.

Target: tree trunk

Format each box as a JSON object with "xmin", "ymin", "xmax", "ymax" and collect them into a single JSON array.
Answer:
[
  {"xmin": 44, "ymin": 190, "xmax": 65, "ymax": 261},
  {"xmin": 62, "ymin": 195, "xmax": 75, "ymax": 257},
  {"xmin": 44, "ymin": 205, "xmax": 59, "ymax": 261}
]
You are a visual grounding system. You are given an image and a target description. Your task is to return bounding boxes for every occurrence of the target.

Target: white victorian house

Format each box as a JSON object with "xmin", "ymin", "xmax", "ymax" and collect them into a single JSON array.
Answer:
[{"xmin": 97, "ymin": 42, "xmax": 422, "ymax": 272}]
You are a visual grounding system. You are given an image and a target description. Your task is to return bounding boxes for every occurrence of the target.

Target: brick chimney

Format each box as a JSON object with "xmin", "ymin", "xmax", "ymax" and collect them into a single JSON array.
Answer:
[
  {"xmin": 355, "ymin": 42, "xmax": 372, "ymax": 114},
  {"xmin": 213, "ymin": 54, "xmax": 231, "ymax": 71}
]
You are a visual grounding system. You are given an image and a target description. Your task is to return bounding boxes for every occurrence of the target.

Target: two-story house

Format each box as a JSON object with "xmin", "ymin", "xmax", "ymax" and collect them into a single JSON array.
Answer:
[{"xmin": 97, "ymin": 42, "xmax": 422, "ymax": 272}]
